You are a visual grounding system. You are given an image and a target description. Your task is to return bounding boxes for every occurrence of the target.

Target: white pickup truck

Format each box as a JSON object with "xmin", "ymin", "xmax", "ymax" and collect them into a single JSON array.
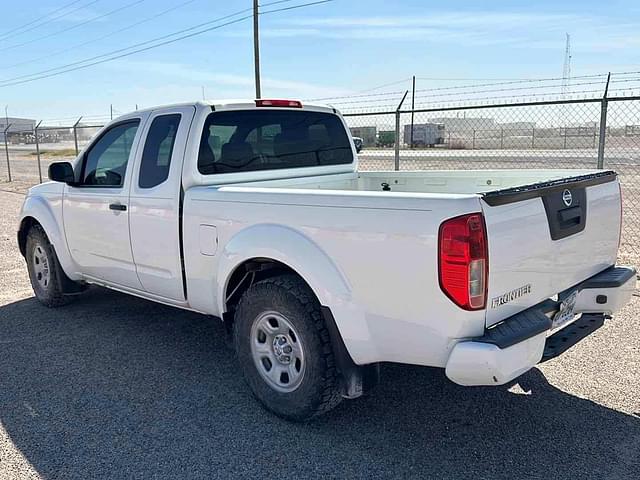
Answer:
[{"xmin": 18, "ymin": 99, "xmax": 635, "ymax": 421}]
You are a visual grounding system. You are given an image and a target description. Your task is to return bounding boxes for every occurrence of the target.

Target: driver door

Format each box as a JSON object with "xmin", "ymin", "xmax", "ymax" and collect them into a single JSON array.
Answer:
[{"xmin": 63, "ymin": 117, "xmax": 147, "ymax": 289}]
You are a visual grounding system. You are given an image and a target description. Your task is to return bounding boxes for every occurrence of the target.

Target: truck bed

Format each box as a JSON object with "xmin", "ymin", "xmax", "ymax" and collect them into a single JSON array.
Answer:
[
  {"xmin": 230, "ymin": 169, "xmax": 605, "ymax": 196},
  {"xmin": 200, "ymin": 168, "xmax": 621, "ymax": 330}
]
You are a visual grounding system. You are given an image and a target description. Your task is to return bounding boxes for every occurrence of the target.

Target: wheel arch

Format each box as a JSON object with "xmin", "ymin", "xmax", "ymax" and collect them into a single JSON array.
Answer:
[
  {"xmin": 216, "ymin": 224, "xmax": 352, "ymax": 317},
  {"xmin": 17, "ymin": 216, "xmax": 39, "ymax": 256},
  {"xmin": 18, "ymin": 195, "xmax": 78, "ymax": 280}
]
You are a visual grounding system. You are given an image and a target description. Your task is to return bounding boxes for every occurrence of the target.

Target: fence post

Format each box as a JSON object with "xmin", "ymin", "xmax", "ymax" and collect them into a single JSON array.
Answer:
[
  {"xmin": 394, "ymin": 111, "xmax": 401, "ymax": 170},
  {"xmin": 563, "ymin": 127, "xmax": 567, "ymax": 149},
  {"xmin": 394, "ymin": 91, "xmax": 408, "ymax": 171},
  {"xmin": 500, "ymin": 128, "xmax": 504, "ymax": 149},
  {"xmin": 410, "ymin": 75, "xmax": 415, "ymax": 149},
  {"xmin": 472, "ymin": 129, "xmax": 476, "ymax": 150},
  {"xmin": 3, "ymin": 123, "xmax": 11, "ymax": 182},
  {"xmin": 34, "ymin": 120, "xmax": 43, "ymax": 183},
  {"xmin": 532, "ymin": 127, "xmax": 535, "ymax": 148},
  {"xmin": 597, "ymin": 73, "xmax": 611, "ymax": 169},
  {"xmin": 73, "ymin": 116, "xmax": 83, "ymax": 156}
]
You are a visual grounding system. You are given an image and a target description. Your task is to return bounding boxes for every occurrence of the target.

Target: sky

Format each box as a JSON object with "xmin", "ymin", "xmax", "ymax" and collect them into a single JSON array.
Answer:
[{"xmin": 1, "ymin": 0, "xmax": 640, "ymax": 124}]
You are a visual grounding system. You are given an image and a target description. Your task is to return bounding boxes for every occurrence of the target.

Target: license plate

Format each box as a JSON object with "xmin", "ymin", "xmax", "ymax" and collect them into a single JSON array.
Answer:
[{"xmin": 552, "ymin": 290, "xmax": 578, "ymax": 330}]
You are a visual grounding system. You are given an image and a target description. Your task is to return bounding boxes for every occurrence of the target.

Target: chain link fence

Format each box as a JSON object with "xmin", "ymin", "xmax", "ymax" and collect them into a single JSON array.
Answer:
[
  {"xmin": 1, "ymin": 97, "xmax": 639, "ymax": 266},
  {"xmin": 0, "ymin": 123, "xmax": 102, "ymax": 191},
  {"xmin": 344, "ymin": 96, "xmax": 640, "ymax": 266}
]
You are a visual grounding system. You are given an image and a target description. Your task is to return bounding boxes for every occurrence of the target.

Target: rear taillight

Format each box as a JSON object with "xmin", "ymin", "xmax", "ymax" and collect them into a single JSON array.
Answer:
[
  {"xmin": 255, "ymin": 99, "xmax": 303, "ymax": 108},
  {"xmin": 438, "ymin": 213, "xmax": 488, "ymax": 310}
]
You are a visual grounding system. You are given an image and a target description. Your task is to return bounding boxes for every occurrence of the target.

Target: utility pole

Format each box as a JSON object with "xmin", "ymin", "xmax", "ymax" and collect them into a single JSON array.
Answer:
[
  {"xmin": 110, "ymin": 104, "xmax": 113, "ymax": 121},
  {"xmin": 201, "ymin": 86, "xmax": 206, "ymax": 100},
  {"xmin": 562, "ymin": 33, "xmax": 571, "ymax": 96},
  {"xmin": 253, "ymin": 0, "xmax": 261, "ymax": 98},
  {"xmin": 4, "ymin": 105, "xmax": 8, "ymax": 127},
  {"xmin": 410, "ymin": 76, "xmax": 415, "ymax": 148},
  {"xmin": 561, "ymin": 33, "xmax": 571, "ymax": 126}
]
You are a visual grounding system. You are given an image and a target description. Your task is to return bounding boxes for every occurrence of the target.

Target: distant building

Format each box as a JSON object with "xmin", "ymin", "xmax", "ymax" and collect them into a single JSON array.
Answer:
[
  {"xmin": 0, "ymin": 117, "xmax": 36, "ymax": 142},
  {"xmin": 500, "ymin": 121, "xmax": 536, "ymax": 130},
  {"xmin": 428, "ymin": 117, "xmax": 496, "ymax": 132},
  {"xmin": 349, "ymin": 126, "xmax": 377, "ymax": 146},
  {"xmin": 75, "ymin": 123, "xmax": 102, "ymax": 141}
]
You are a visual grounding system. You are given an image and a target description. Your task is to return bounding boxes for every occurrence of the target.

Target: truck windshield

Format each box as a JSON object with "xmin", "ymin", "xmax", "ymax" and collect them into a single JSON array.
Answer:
[{"xmin": 197, "ymin": 109, "xmax": 353, "ymax": 174}]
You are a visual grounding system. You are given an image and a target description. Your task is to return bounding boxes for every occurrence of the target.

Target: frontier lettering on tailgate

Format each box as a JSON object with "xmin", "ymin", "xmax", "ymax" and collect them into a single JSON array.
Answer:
[{"xmin": 491, "ymin": 284, "xmax": 532, "ymax": 309}]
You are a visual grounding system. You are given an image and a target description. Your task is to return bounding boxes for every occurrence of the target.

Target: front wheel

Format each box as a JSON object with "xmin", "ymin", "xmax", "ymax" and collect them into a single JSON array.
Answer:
[
  {"xmin": 233, "ymin": 275, "xmax": 342, "ymax": 421},
  {"xmin": 25, "ymin": 225, "xmax": 80, "ymax": 307}
]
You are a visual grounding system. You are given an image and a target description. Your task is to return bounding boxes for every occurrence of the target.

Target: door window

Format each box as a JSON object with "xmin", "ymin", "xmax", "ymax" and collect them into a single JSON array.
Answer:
[
  {"xmin": 139, "ymin": 114, "xmax": 181, "ymax": 188},
  {"xmin": 81, "ymin": 120, "xmax": 140, "ymax": 186}
]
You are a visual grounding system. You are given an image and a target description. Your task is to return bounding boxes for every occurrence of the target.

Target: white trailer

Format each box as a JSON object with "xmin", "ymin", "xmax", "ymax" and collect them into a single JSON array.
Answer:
[{"xmin": 404, "ymin": 123, "xmax": 445, "ymax": 147}]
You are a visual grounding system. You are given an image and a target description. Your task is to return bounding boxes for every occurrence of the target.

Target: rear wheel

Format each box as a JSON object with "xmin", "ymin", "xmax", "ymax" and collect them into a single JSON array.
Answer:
[
  {"xmin": 233, "ymin": 274, "xmax": 342, "ymax": 421},
  {"xmin": 25, "ymin": 225, "xmax": 81, "ymax": 307}
]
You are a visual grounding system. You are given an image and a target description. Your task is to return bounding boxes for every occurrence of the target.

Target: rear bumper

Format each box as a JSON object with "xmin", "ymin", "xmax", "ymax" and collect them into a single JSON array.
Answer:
[{"xmin": 445, "ymin": 266, "xmax": 636, "ymax": 386}]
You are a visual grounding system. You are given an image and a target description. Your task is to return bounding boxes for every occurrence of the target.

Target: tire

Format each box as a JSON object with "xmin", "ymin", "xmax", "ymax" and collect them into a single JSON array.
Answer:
[
  {"xmin": 233, "ymin": 274, "xmax": 342, "ymax": 421},
  {"xmin": 25, "ymin": 225, "xmax": 80, "ymax": 307}
]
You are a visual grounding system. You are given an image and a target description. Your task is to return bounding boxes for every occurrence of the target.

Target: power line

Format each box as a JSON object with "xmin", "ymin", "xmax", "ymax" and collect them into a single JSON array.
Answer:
[
  {"xmin": 0, "ymin": 0, "xmax": 334, "ymax": 89},
  {"xmin": 0, "ymin": 0, "xmax": 102, "ymax": 43},
  {"xmin": 2, "ymin": 0, "xmax": 299, "ymax": 71},
  {"xmin": 2, "ymin": 0, "xmax": 201, "ymax": 71},
  {"xmin": 0, "ymin": 8, "xmax": 255, "ymax": 86},
  {"xmin": 0, "ymin": 0, "xmax": 85, "ymax": 40},
  {"xmin": 260, "ymin": 0, "xmax": 332, "ymax": 14},
  {"xmin": 355, "ymin": 78, "xmax": 411, "ymax": 94},
  {"xmin": 0, "ymin": 0, "xmax": 147, "ymax": 53},
  {"xmin": 309, "ymin": 79, "xmax": 409, "ymax": 101},
  {"xmin": 315, "ymin": 89, "xmax": 407, "ymax": 101},
  {"xmin": 258, "ymin": 0, "xmax": 299, "ymax": 6},
  {"xmin": 0, "ymin": 0, "xmax": 312, "ymax": 84}
]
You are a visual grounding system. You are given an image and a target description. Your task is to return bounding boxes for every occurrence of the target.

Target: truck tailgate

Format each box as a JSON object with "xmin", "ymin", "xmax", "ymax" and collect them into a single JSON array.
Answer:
[{"xmin": 481, "ymin": 171, "xmax": 621, "ymax": 327}]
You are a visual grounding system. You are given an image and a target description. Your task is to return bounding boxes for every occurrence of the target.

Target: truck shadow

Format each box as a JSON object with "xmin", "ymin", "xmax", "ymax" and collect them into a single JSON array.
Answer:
[{"xmin": 0, "ymin": 288, "xmax": 637, "ymax": 479}]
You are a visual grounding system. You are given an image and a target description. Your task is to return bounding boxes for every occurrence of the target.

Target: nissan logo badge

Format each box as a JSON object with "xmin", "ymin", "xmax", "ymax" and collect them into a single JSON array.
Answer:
[{"xmin": 562, "ymin": 189, "xmax": 573, "ymax": 207}]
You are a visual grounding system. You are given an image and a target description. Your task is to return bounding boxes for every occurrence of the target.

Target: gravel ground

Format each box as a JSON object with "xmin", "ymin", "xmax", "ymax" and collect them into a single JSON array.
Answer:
[{"xmin": 0, "ymin": 189, "xmax": 639, "ymax": 479}]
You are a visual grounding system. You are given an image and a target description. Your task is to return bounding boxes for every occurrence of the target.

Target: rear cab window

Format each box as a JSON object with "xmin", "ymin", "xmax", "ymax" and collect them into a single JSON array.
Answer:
[
  {"xmin": 197, "ymin": 109, "xmax": 353, "ymax": 174},
  {"xmin": 139, "ymin": 114, "xmax": 181, "ymax": 188}
]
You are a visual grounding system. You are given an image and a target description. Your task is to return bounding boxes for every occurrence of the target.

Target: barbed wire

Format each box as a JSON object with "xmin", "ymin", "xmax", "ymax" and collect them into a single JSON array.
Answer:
[
  {"xmin": 309, "ymin": 73, "xmax": 611, "ymax": 102},
  {"xmin": 326, "ymin": 80, "xmax": 607, "ymax": 106}
]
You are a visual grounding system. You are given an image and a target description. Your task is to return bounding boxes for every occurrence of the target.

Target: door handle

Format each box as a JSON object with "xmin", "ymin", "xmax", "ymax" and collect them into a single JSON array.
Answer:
[{"xmin": 109, "ymin": 203, "xmax": 127, "ymax": 211}]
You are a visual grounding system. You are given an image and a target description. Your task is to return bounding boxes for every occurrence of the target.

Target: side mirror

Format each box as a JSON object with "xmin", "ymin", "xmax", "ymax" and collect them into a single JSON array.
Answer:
[{"xmin": 48, "ymin": 162, "xmax": 76, "ymax": 185}]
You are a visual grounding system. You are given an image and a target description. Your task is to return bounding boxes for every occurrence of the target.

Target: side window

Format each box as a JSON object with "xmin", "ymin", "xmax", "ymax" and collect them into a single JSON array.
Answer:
[
  {"xmin": 82, "ymin": 120, "xmax": 140, "ymax": 187},
  {"xmin": 139, "ymin": 114, "xmax": 181, "ymax": 188}
]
